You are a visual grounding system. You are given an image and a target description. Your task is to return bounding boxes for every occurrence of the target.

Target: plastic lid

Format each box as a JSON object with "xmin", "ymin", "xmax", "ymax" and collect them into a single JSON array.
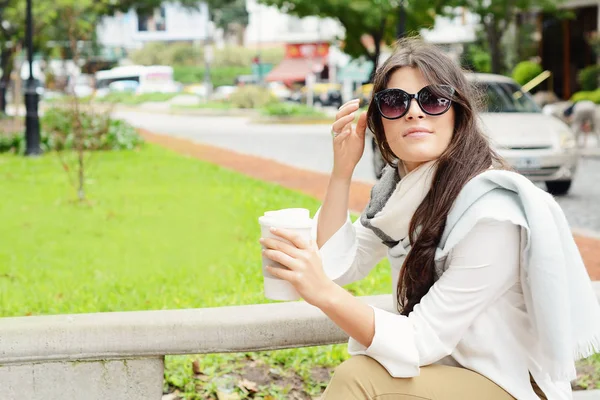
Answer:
[{"xmin": 258, "ymin": 208, "xmax": 313, "ymax": 229}]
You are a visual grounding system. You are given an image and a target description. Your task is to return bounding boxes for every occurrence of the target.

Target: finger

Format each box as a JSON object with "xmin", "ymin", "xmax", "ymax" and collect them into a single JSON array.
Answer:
[
  {"xmin": 338, "ymin": 98, "xmax": 360, "ymax": 111},
  {"xmin": 332, "ymin": 112, "xmax": 356, "ymax": 133},
  {"xmin": 263, "ymin": 249, "xmax": 302, "ymax": 270},
  {"xmin": 334, "ymin": 121, "xmax": 355, "ymax": 141},
  {"xmin": 269, "ymin": 227, "xmax": 309, "ymax": 250},
  {"xmin": 335, "ymin": 101, "xmax": 360, "ymax": 120},
  {"xmin": 260, "ymin": 237, "xmax": 302, "ymax": 258},
  {"xmin": 265, "ymin": 265, "xmax": 297, "ymax": 283},
  {"xmin": 355, "ymin": 112, "xmax": 368, "ymax": 140}
]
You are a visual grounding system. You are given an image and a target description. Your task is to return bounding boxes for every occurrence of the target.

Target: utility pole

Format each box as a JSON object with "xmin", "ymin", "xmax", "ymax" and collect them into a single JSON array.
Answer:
[
  {"xmin": 204, "ymin": 4, "xmax": 213, "ymax": 99},
  {"xmin": 24, "ymin": 0, "xmax": 42, "ymax": 156}
]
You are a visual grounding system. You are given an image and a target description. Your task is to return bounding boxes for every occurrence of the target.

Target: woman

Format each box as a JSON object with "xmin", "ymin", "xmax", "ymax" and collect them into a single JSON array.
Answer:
[{"xmin": 259, "ymin": 38, "xmax": 600, "ymax": 399}]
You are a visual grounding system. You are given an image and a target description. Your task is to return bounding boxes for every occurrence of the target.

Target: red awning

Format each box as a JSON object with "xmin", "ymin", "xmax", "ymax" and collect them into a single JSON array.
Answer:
[{"xmin": 265, "ymin": 58, "xmax": 325, "ymax": 83}]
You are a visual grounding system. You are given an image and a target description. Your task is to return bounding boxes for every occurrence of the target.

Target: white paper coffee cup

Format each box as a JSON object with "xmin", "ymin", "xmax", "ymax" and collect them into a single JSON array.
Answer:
[{"xmin": 258, "ymin": 208, "xmax": 313, "ymax": 301}]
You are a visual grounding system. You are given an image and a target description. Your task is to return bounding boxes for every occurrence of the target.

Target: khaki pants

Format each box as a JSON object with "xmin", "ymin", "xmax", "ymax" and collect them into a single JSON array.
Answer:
[{"xmin": 321, "ymin": 355, "xmax": 543, "ymax": 400}]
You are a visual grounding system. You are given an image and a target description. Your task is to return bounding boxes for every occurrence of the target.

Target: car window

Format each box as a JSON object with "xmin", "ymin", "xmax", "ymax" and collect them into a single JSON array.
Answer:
[{"xmin": 479, "ymin": 82, "xmax": 541, "ymax": 113}]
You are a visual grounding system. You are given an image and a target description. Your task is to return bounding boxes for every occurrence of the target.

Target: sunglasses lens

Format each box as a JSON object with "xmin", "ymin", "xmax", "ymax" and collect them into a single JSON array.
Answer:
[
  {"xmin": 378, "ymin": 90, "xmax": 408, "ymax": 119},
  {"xmin": 419, "ymin": 86, "xmax": 453, "ymax": 115}
]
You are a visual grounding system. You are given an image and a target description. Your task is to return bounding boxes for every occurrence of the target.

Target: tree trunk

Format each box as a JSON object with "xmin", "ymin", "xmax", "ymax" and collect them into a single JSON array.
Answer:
[
  {"xmin": 368, "ymin": 31, "xmax": 383, "ymax": 83},
  {"xmin": 486, "ymin": 20, "xmax": 503, "ymax": 74},
  {"xmin": 0, "ymin": 48, "xmax": 15, "ymax": 115}
]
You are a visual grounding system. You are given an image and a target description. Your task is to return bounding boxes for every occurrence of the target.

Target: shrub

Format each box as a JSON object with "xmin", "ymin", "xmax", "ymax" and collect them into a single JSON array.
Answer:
[
  {"xmin": 173, "ymin": 66, "xmax": 251, "ymax": 86},
  {"xmin": 577, "ymin": 65, "xmax": 600, "ymax": 91},
  {"xmin": 130, "ymin": 42, "xmax": 284, "ymax": 69},
  {"xmin": 571, "ymin": 89, "xmax": 600, "ymax": 104},
  {"xmin": 512, "ymin": 61, "xmax": 543, "ymax": 86},
  {"xmin": 464, "ymin": 45, "xmax": 491, "ymax": 73},
  {"xmin": 261, "ymin": 103, "xmax": 328, "ymax": 118},
  {"xmin": 229, "ymin": 86, "xmax": 277, "ymax": 109},
  {"xmin": 42, "ymin": 108, "xmax": 144, "ymax": 151},
  {"xmin": 0, "ymin": 108, "xmax": 143, "ymax": 154}
]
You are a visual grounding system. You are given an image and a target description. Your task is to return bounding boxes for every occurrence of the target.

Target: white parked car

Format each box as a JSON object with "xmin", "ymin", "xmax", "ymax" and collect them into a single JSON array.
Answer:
[{"xmin": 371, "ymin": 73, "xmax": 578, "ymax": 195}]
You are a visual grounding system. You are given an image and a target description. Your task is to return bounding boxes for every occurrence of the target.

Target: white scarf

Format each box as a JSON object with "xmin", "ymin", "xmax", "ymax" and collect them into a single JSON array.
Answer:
[
  {"xmin": 361, "ymin": 160, "xmax": 436, "ymax": 244},
  {"xmin": 361, "ymin": 162, "xmax": 600, "ymax": 381}
]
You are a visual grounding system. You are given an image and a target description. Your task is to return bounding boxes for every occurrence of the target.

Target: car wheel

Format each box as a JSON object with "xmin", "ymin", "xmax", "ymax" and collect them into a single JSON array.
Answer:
[
  {"xmin": 545, "ymin": 180, "xmax": 572, "ymax": 196},
  {"xmin": 372, "ymin": 138, "xmax": 386, "ymax": 180}
]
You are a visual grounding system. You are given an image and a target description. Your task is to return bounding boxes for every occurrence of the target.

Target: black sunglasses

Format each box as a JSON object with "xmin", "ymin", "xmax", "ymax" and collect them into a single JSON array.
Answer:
[{"xmin": 374, "ymin": 85, "xmax": 455, "ymax": 120}]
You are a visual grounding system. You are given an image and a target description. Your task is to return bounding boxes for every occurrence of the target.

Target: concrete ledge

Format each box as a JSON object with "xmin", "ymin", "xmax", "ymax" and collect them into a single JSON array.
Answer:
[
  {"xmin": 1, "ymin": 357, "xmax": 163, "ymax": 399},
  {"xmin": 2, "ymin": 288, "xmax": 599, "ymax": 366},
  {"xmin": 0, "ymin": 295, "xmax": 393, "ymax": 365}
]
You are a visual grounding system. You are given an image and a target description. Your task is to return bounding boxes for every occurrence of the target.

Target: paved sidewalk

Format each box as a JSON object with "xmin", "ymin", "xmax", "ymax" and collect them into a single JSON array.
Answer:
[{"xmin": 139, "ymin": 129, "xmax": 600, "ymax": 281}]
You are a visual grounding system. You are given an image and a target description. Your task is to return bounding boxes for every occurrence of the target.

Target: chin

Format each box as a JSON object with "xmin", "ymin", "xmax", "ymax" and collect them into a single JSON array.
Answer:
[{"xmin": 395, "ymin": 150, "xmax": 441, "ymax": 164}]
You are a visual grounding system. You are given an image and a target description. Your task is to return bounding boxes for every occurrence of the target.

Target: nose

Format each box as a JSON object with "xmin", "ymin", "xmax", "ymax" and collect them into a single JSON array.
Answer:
[{"xmin": 404, "ymin": 98, "xmax": 425, "ymax": 120}]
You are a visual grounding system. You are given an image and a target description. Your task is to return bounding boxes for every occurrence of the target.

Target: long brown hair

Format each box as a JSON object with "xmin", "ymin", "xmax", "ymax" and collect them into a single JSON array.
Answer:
[{"xmin": 367, "ymin": 37, "xmax": 509, "ymax": 316}]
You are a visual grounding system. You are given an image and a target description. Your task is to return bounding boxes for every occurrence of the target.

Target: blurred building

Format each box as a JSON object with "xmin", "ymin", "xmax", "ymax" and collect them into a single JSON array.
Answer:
[
  {"xmin": 97, "ymin": 3, "xmax": 210, "ymax": 52},
  {"xmin": 244, "ymin": 0, "xmax": 345, "ymax": 86}
]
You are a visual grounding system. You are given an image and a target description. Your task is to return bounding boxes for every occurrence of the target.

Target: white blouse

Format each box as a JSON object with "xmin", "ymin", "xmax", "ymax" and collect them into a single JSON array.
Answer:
[{"xmin": 318, "ymin": 213, "xmax": 574, "ymax": 400}]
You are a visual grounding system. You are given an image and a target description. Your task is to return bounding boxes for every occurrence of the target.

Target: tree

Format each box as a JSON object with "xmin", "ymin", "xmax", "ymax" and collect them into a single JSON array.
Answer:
[
  {"xmin": 453, "ymin": 0, "xmax": 563, "ymax": 74},
  {"xmin": 212, "ymin": 0, "xmax": 249, "ymax": 45},
  {"xmin": 258, "ymin": 0, "xmax": 448, "ymax": 81},
  {"xmin": 0, "ymin": 0, "xmax": 56, "ymax": 113}
]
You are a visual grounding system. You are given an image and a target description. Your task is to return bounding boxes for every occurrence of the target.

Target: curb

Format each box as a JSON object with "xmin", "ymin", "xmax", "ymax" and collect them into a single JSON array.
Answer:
[{"xmin": 573, "ymin": 390, "xmax": 600, "ymax": 399}]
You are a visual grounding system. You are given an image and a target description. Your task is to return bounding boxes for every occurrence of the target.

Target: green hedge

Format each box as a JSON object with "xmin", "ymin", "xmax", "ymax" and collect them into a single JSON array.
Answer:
[
  {"xmin": 577, "ymin": 65, "xmax": 600, "ymax": 91},
  {"xmin": 130, "ymin": 42, "xmax": 284, "ymax": 68},
  {"xmin": 571, "ymin": 89, "xmax": 600, "ymax": 104},
  {"xmin": 512, "ymin": 61, "xmax": 543, "ymax": 86},
  {"xmin": 173, "ymin": 66, "xmax": 251, "ymax": 86}
]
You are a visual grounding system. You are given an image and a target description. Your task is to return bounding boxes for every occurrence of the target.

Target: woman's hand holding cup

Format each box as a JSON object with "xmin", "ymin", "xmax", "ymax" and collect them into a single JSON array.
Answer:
[{"xmin": 331, "ymin": 99, "xmax": 368, "ymax": 180}]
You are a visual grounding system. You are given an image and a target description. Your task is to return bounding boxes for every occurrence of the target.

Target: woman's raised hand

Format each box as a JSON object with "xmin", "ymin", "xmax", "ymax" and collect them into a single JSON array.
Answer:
[{"xmin": 331, "ymin": 99, "xmax": 368, "ymax": 179}]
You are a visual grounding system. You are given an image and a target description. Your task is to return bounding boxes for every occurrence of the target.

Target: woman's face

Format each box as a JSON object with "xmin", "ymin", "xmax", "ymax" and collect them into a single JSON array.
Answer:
[{"xmin": 381, "ymin": 67, "xmax": 455, "ymax": 173}]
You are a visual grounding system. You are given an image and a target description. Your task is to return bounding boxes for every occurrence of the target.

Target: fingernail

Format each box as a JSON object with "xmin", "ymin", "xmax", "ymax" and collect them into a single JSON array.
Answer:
[
  {"xmin": 270, "ymin": 227, "xmax": 277, "ymax": 232},
  {"xmin": 259, "ymin": 238, "xmax": 264, "ymax": 243}
]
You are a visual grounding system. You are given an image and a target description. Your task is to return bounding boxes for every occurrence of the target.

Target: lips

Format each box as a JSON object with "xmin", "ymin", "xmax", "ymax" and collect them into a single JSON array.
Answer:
[{"xmin": 403, "ymin": 127, "xmax": 433, "ymax": 138}]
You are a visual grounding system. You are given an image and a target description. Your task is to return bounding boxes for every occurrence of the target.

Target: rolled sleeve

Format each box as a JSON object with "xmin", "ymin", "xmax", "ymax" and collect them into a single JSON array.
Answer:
[
  {"xmin": 348, "ymin": 306, "xmax": 420, "ymax": 376},
  {"xmin": 346, "ymin": 219, "xmax": 521, "ymax": 377}
]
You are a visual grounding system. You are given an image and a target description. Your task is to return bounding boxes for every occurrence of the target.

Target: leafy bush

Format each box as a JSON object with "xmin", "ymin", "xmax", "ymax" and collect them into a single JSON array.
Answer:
[
  {"xmin": 229, "ymin": 86, "xmax": 277, "ymax": 109},
  {"xmin": 577, "ymin": 65, "xmax": 600, "ymax": 91},
  {"xmin": 512, "ymin": 61, "xmax": 543, "ymax": 86},
  {"xmin": 464, "ymin": 45, "xmax": 491, "ymax": 73},
  {"xmin": 173, "ymin": 66, "xmax": 251, "ymax": 86},
  {"xmin": 261, "ymin": 103, "xmax": 328, "ymax": 118},
  {"xmin": 0, "ymin": 108, "xmax": 143, "ymax": 154},
  {"xmin": 571, "ymin": 89, "xmax": 600, "ymax": 104}
]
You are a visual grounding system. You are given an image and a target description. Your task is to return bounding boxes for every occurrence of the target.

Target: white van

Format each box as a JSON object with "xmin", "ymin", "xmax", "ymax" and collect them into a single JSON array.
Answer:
[{"xmin": 95, "ymin": 65, "xmax": 180, "ymax": 95}]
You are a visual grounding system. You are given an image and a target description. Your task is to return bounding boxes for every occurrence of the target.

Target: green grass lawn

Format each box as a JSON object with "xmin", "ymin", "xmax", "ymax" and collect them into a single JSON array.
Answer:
[{"xmin": 0, "ymin": 144, "xmax": 392, "ymax": 398}]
